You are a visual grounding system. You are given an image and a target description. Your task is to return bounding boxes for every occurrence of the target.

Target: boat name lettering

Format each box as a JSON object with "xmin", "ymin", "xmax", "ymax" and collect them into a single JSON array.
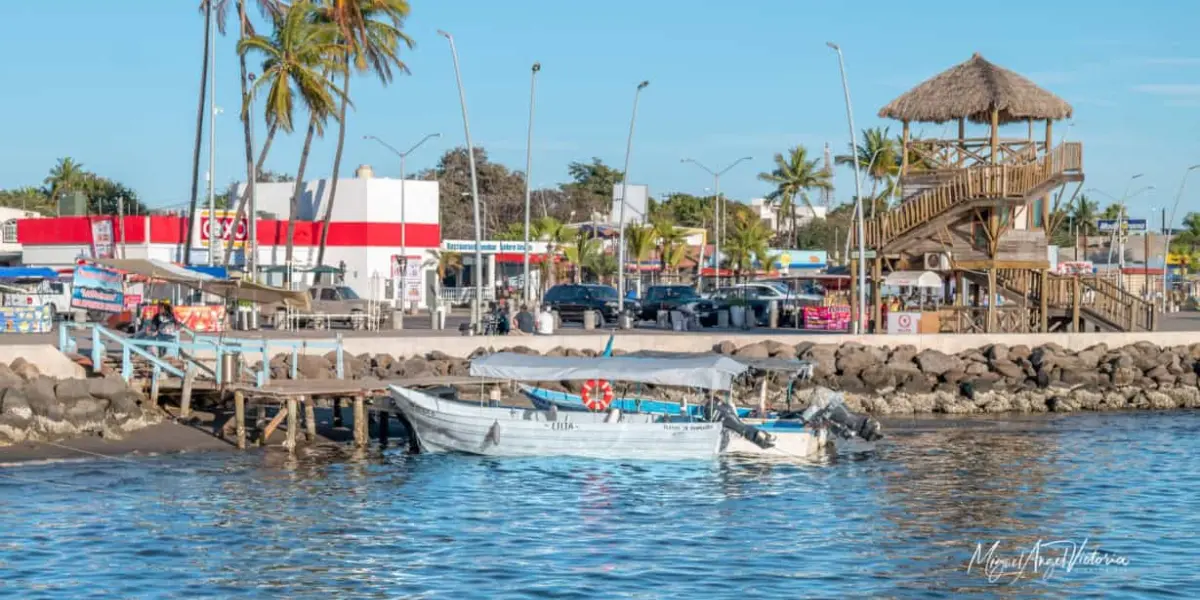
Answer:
[
  {"xmin": 663, "ymin": 424, "xmax": 712, "ymax": 431},
  {"xmin": 548, "ymin": 421, "xmax": 577, "ymax": 431}
]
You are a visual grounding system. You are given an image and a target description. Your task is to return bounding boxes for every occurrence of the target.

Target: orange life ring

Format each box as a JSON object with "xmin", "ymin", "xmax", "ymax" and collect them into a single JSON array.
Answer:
[{"xmin": 580, "ymin": 379, "xmax": 614, "ymax": 412}]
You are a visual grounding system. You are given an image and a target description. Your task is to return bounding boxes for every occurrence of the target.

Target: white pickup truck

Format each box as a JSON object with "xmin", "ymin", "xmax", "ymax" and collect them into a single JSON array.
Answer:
[{"xmin": 0, "ymin": 279, "xmax": 80, "ymax": 321}]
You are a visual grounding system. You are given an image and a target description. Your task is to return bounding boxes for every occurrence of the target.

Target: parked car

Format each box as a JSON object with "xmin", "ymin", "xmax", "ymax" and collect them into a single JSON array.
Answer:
[
  {"xmin": 264, "ymin": 284, "xmax": 390, "ymax": 330},
  {"xmin": 638, "ymin": 285, "xmax": 724, "ymax": 327},
  {"xmin": 714, "ymin": 282, "xmax": 818, "ymax": 326},
  {"xmin": 543, "ymin": 284, "xmax": 630, "ymax": 325}
]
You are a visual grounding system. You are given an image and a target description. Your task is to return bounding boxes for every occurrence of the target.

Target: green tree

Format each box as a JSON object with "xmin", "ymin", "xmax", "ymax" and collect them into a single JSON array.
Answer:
[
  {"xmin": 723, "ymin": 212, "xmax": 772, "ymax": 282},
  {"xmin": 239, "ymin": 0, "xmax": 345, "ymax": 277},
  {"xmin": 562, "ymin": 227, "xmax": 601, "ymax": 283},
  {"xmin": 586, "ymin": 253, "xmax": 618, "ymax": 284},
  {"xmin": 834, "ymin": 127, "xmax": 901, "ymax": 218},
  {"xmin": 0, "ymin": 187, "xmax": 55, "ymax": 215},
  {"xmin": 314, "ymin": 0, "xmax": 414, "ymax": 269},
  {"xmin": 757, "ymin": 146, "xmax": 832, "ymax": 246},
  {"xmin": 1070, "ymin": 195, "xmax": 1100, "ymax": 236},
  {"xmin": 625, "ymin": 223, "xmax": 656, "ymax": 271},
  {"xmin": 421, "ymin": 147, "xmax": 528, "ymax": 239},
  {"xmin": 563, "ymin": 158, "xmax": 624, "ymax": 219},
  {"xmin": 43, "ymin": 157, "xmax": 88, "ymax": 205},
  {"xmin": 1100, "ymin": 203, "xmax": 1123, "ymax": 220},
  {"xmin": 532, "ymin": 216, "xmax": 570, "ymax": 291}
]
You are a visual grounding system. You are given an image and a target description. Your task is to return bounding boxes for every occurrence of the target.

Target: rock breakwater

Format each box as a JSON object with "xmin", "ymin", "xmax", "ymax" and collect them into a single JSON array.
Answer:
[
  {"xmin": 257, "ymin": 339, "xmax": 1200, "ymax": 415},
  {"xmin": 0, "ymin": 358, "xmax": 160, "ymax": 446}
]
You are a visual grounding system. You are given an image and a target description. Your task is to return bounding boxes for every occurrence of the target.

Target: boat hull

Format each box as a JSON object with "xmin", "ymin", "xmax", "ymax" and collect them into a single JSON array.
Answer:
[
  {"xmin": 390, "ymin": 386, "xmax": 723, "ymax": 460},
  {"xmin": 721, "ymin": 424, "xmax": 831, "ymax": 458}
]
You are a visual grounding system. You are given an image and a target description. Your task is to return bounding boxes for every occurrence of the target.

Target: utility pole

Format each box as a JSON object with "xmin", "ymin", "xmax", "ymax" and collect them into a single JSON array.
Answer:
[
  {"xmin": 522, "ymin": 62, "xmax": 541, "ymax": 305},
  {"xmin": 117, "ymin": 194, "xmax": 127, "ymax": 259},
  {"xmin": 207, "ymin": 9, "xmax": 217, "ymax": 266}
]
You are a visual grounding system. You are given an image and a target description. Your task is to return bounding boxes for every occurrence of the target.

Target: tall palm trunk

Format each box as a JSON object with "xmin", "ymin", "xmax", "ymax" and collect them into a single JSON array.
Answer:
[
  {"xmin": 184, "ymin": 6, "xmax": 213, "ymax": 265},
  {"xmin": 284, "ymin": 119, "xmax": 318, "ymax": 283},
  {"xmin": 222, "ymin": 0, "xmax": 256, "ymax": 270},
  {"xmin": 315, "ymin": 66, "xmax": 350, "ymax": 274},
  {"xmin": 222, "ymin": 124, "xmax": 278, "ymax": 267}
]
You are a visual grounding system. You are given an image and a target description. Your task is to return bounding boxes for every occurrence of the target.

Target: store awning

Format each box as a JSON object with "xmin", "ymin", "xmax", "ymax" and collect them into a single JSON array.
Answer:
[
  {"xmin": 94, "ymin": 259, "xmax": 311, "ymax": 310},
  {"xmin": 0, "ymin": 267, "xmax": 61, "ymax": 281},
  {"xmin": 884, "ymin": 270, "xmax": 943, "ymax": 289}
]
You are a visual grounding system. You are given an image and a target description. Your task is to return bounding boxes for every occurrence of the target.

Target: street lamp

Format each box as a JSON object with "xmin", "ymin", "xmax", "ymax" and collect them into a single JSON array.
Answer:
[
  {"xmin": 842, "ymin": 147, "xmax": 890, "ymax": 263},
  {"xmin": 681, "ymin": 157, "xmax": 752, "ymax": 288},
  {"xmin": 363, "ymin": 132, "xmax": 441, "ymax": 321},
  {"xmin": 616, "ymin": 80, "xmax": 649, "ymax": 315},
  {"xmin": 438, "ymin": 29, "xmax": 485, "ymax": 330},
  {"xmin": 523, "ymin": 62, "xmax": 541, "ymax": 305},
  {"xmin": 1163, "ymin": 164, "xmax": 1200, "ymax": 309},
  {"xmin": 827, "ymin": 41, "xmax": 867, "ymax": 333}
]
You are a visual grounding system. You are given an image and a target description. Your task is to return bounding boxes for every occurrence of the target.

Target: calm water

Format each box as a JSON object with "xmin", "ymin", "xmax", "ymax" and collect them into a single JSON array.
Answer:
[{"xmin": 1, "ymin": 412, "xmax": 1196, "ymax": 599}]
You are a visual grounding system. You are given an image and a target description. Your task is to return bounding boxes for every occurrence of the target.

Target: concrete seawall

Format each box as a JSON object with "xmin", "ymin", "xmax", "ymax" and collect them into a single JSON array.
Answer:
[{"xmin": 334, "ymin": 331, "xmax": 1200, "ymax": 359}]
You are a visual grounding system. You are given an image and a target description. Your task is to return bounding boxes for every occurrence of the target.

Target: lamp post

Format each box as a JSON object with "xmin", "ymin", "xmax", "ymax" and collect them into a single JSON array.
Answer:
[
  {"xmin": 1163, "ymin": 164, "xmax": 1200, "ymax": 309},
  {"xmin": 616, "ymin": 80, "xmax": 649, "ymax": 315},
  {"xmin": 438, "ymin": 30, "xmax": 485, "ymax": 330},
  {"xmin": 207, "ymin": 5, "xmax": 218, "ymax": 266},
  {"xmin": 523, "ymin": 62, "xmax": 541, "ymax": 305},
  {"xmin": 247, "ymin": 72, "xmax": 259, "ymax": 282},
  {"xmin": 842, "ymin": 147, "xmax": 889, "ymax": 263},
  {"xmin": 827, "ymin": 41, "xmax": 866, "ymax": 333},
  {"xmin": 681, "ymin": 157, "xmax": 752, "ymax": 289},
  {"xmin": 363, "ymin": 132, "xmax": 441, "ymax": 322}
]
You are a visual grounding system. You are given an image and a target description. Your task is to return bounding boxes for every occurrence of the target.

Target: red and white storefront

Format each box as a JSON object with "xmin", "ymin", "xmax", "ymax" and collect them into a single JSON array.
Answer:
[{"xmin": 16, "ymin": 168, "xmax": 443, "ymax": 309}]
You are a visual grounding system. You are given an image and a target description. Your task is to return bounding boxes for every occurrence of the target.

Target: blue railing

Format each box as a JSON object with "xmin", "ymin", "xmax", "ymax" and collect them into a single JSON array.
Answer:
[{"xmin": 58, "ymin": 323, "xmax": 345, "ymax": 387}]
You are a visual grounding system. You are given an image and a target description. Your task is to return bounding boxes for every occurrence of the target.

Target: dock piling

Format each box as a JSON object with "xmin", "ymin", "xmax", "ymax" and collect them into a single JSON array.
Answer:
[
  {"xmin": 353, "ymin": 396, "xmax": 367, "ymax": 449},
  {"xmin": 379, "ymin": 411, "xmax": 389, "ymax": 447},
  {"xmin": 179, "ymin": 363, "xmax": 197, "ymax": 419},
  {"xmin": 285, "ymin": 397, "xmax": 299, "ymax": 454},
  {"xmin": 303, "ymin": 395, "xmax": 316, "ymax": 442},
  {"xmin": 234, "ymin": 391, "xmax": 246, "ymax": 450},
  {"xmin": 332, "ymin": 398, "xmax": 343, "ymax": 427}
]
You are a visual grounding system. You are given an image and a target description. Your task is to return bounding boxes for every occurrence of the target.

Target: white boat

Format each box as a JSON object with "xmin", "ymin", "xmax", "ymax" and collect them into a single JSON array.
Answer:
[{"xmin": 388, "ymin": 352, "xmax": 881, "ymax": 461}]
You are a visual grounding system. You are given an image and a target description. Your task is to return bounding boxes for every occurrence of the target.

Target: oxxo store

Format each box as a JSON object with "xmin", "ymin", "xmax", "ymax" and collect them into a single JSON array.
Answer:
[{"xmin": 441, "ymin": 240, "xmax": 551, "ymax": 297}]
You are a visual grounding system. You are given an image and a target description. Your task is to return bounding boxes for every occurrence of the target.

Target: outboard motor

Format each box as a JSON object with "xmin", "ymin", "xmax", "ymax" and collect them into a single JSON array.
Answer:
[
  {"xmin": 800, "ymin": 389, "xmax": 884, "ymax": 442},
  {"xmin": 713, "ymin": 401, "xmax": 776, "ymax": 449}
]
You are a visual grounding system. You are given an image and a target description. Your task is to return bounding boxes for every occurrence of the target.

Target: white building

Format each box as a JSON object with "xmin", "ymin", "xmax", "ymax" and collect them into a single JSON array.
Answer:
[
  {"xmin": 0, "ymin": 206, "xmax": 42, "ymax": 266},
  {"xmin": 18, "ymin": 165, "xmax": 444, "ymax": 309},
  {"xmin": 748, "ymin": 198, "xmax": 827, "ymax": 231}
]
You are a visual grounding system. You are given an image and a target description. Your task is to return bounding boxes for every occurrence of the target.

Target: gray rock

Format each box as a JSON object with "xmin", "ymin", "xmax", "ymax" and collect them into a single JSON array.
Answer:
[
  {"xmin": 86, "ymin": 377, "xmax": 129, "ymax": 401},
  {"xmin": 108, "ymin": 391, "xmax": 142, "ymax": 417},
  {"xmin": 941, "ymin": 369, "xmax": 967, "ymax": 384},
  {"xmin": 915, "ymin": 349, "xmax": 960, "ymax": 376},
  {"xmin": 1111, "ymin": 367, "xmax": 1139, "ymax": 387},
  {"xmin": 965, "ymin": 362, "xmax": 990, "ymax": 376},
  {"xmin": 860, "ymin": 369, "xmax": 896, "ymax": 391},
  {"xmin": 1007, "ymin": 345, "xmax": 1032, "ymax": 362},
  {"xmin": 54, "ymin": 379, "xmax": 92, "ymax": 403},
  {"xmin": 985, "ymin": 344, "xmax": 1009, "ymax": 361},
  {"xmin": 65, "ymin": 397, "xmax": 109, "ymax": 423},
  {"xmin": 1, "ymin": 387, "xmax": 32, "ymax": 420},
  {"xmin": 734, "ymin": 342, "xmax": 770, "ymax": 359},
  {"xmin": 296, "ymin": 354, "xmax": 333, "ymax": 379},
  {"xmin": 0, "ymin": 364, "xmax": 20, "ymax": 388},
  {"xmin": 991, "ymin": 360, "xmax": 1025, "ymax": 380},
  {"xmin": 765, "ymin": 341, "xmax": 794, "ymax": 358},
  {"xmin": 835, "ymin": 350, "xmax": 878, "ymax": 376},
  {"xmin": 9, "ymin": 357, "xmax": 41, "ymax": 382},
  {"xmin": 834, "ymin": 373, "xmax": 871, "ymax": 395},
  {"xmin": 898, "ymin": 374, "xmax": 936, "ymax": 395}
]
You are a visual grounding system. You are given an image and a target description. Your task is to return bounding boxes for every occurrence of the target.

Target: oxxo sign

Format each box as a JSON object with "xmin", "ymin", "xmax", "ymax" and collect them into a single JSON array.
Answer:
[{"xmin": 200, "ymin": 212, "xmax": 250, "ymax": 247}]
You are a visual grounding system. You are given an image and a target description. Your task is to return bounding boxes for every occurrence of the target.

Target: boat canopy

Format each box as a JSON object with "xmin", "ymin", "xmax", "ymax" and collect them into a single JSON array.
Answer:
[
  {"xmin": 470, "ymin": 352, "xmax": 750, "ymax": 391},
  {"xmin": 621, "ymin": 350, "xmax": 814, "ymax": 376}
]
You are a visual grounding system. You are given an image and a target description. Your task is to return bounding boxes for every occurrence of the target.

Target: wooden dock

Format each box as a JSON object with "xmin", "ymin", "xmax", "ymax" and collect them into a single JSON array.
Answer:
[{"xmin": 202, "ymin": 376, "xmax": 491, "ymax": 454}]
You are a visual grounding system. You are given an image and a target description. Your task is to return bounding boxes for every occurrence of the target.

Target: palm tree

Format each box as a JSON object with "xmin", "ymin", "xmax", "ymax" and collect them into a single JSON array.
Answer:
[
  {"xmin": 239, "ymin": 0, "xmax": 345, "ymax": 280},
  {"xmin": 314, "ymin": 0, "xmax": 414, "ymax": 270},
  {"xmin": 586, "ymin": 253, "xmax": 619, "ymax": 284},
  {"xmin": 723, "ymin": 212, "xmax": 772, "ymax": 283},
  {"xmin": 662, "ymin": 241, "xmax": 688, "ymax": 282},
  {"xmin": 1070, "ymin": 195, "xmax": 1100, "ymax": 236},
  {"xmin": 185, "ymin": 1, "xmax": 220, "ymax": 263},
  {"xmin": 563, "ymin": 227, "xmax": 601, "ymax": 283},
  {"xmin": 215, "ymin": 0, "xmax": 286, "ymax": 267},
  {"xmin": 1100, "ymin": 203, "xmax": 1123, "ymax": 220},
  {"xmin": 651, "ymin": 215, "xmax": 685, "ymax": 282},
  {"xmin": 835, "ymin": 127, "xmax": 901, "ymax": 218},
  {"xmin": 757, "ymin": 146, "xmax": 833, "ymax": 245},
  {"xmin": 533, "ymin": 216, "xmax": 569, "ymax": 292},
  {"xmin": 625, "ymin": 223, "xmax": 656, "ymax": 274},
  {"xmin": 43, "ymin": 157, "xmax": 88, "ymax": 208}
]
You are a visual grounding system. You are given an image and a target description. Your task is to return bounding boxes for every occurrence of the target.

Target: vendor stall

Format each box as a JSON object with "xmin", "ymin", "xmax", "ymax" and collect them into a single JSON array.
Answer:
[{"xmin": 882, "ymin": 270, "xmax": 945, "ymax": 334}]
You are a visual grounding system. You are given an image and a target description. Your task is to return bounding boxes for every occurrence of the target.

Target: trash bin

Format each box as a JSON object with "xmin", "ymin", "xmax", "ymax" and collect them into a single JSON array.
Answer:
[
  {"xmin": 392, "ymin": 310, "xmax": 404, "ymax": 330},
  {"xmin": 583, "ymin": 310, "xmax": 597, "ymax": 330}
]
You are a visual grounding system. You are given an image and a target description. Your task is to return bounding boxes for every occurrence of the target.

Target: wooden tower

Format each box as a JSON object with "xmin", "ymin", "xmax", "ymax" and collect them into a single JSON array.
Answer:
[{"xmin": 856, "ymin": 53, "xmax": 1155, "ymax": 332}]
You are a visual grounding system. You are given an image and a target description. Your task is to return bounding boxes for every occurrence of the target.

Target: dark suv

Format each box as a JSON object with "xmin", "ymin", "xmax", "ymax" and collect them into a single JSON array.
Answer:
[
  {"xmin": 638, "ymin": 285, "xmax": 723, "ymax": 327},
  {"xmin": 543, "ymin": 284, "xmax": 626, "ymax": 325}
]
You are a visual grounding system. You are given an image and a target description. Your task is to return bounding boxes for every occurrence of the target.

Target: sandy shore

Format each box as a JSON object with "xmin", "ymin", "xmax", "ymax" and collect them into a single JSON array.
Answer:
[{"xmin": 0, "ymin": 422, "xmax": 235, "ymax": 463}]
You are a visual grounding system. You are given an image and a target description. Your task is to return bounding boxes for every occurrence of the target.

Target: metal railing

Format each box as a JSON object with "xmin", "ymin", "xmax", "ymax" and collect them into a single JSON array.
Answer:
[{"xmin": 58, "ymin": 322, "xmax": 347, "ymax": 386}]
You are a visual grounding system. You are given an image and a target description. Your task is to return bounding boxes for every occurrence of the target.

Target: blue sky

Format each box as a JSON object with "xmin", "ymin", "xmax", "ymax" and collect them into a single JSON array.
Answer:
[{"xmin": 2, "ymin": 0, "xmax": 1199, "ymax": 224}]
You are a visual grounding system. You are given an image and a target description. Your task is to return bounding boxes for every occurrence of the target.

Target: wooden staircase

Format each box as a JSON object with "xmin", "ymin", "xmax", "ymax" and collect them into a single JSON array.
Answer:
[
  {"xmin": 992, "ymin": 268, "xmax": 1157, "ymax": 332},
  {"xmin": 857, "ymin": 142, "xmax": 1083, "ymax": 251}
]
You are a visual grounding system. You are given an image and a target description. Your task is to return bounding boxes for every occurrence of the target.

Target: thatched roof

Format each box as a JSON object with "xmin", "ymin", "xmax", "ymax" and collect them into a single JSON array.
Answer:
[{"xmin": 878, "ymin": 53, "xmax": 1073, "ymax": 124}]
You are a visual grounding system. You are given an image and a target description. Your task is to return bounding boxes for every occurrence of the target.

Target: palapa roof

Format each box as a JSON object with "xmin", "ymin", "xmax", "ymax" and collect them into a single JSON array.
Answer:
[{"xmin": 878, "ymin": 53, "xmax": 1073, "ymax": 124}]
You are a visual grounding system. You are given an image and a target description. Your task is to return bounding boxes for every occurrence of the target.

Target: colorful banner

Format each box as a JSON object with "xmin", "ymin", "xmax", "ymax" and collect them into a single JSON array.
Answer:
[
  {"xmin": 803, "ymin": 305, "xmax": 850, "ymax": 331},
  {"xmin": 1054, "ymin": 261, "xmax": 1094, "ymax": 275},
  {"xmin": 887, "ymin": 312, "xmax": 921, "ymax": 335},
  {"xmin": 91, "ymin": 218, "xmax": 115, "ymax": 259},
  {"xmin": 0, "ymin": 305, "xmax": 53, "ymax": 334},
  {"xmin": 70, "ymin": 265, "xmax": 125, "ymax": 313},
  {"xmin": 141, "ymin": 304, "xmax": 226, "ymax": 332}
]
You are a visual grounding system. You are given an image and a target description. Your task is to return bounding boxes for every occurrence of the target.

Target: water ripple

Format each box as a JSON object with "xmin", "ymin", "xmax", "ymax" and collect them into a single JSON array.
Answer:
[{"xmin": 1, "ymin": 412, "xmax": 1197, "ymax": 598}]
